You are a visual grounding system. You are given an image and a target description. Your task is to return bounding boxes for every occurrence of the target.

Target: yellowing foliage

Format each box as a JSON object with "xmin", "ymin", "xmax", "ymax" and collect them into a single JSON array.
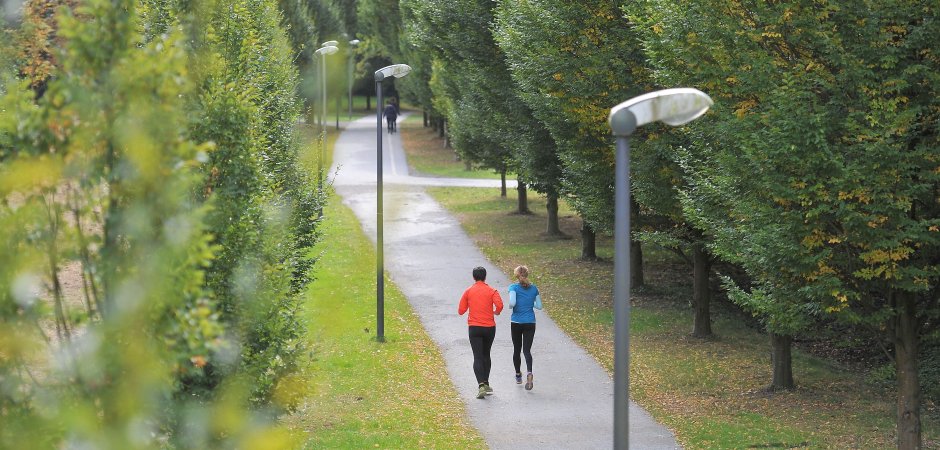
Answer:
[
  {"xmin": 825, "ymin": 290, "xmax": 850, "ymax": 313},
  {"xmin": 837, "ymin": 188, "xmax": 872, "ymax": 204},
  {"xmin": 734, "ymin": 98, "xmax": 758, "ymax": 118},
  {"xmin": 868, "ymin": 215, "xmax": 888, "ymax": 228},
  {"xmin": 861, "ymin": 246, "xmax": 913, "ymax": 265}
]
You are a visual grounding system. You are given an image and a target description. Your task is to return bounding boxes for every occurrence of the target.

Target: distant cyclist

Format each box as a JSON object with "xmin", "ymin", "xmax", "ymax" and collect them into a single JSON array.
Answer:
[
  {"xmin": 508, "ymin": 265, "xmax": 542, "ymax": 390},
  {"xmin": 383, "ymin": 102, "xmax": 398, "ymax": 133}
]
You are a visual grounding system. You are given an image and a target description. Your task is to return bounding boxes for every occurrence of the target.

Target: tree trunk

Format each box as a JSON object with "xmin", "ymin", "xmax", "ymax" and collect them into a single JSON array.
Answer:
[
  {"xmin": 630, "ymin": 196, "xmax": 644, "ymax": 287},
  {"xmin": 580, "ymin": 221, "xmax": 596, "ymax": 260},
  {"xmin": 545, "ymin": 192, "xmax": 562, "ymax": 236},
  {"xmin": 103, "ymin": 141, "xmax": 118, "ymax": 316},
  {"xmin": 516, "ymin": 181, "xmax": 529, "ymax": 214},
  {"xmin": 691, "ymin": 242, "xmax": 712, "ymax": 338},
  {"xmin": 366, "ymin": 94, "xmax": 371, "ymax": 110},
  {"xmin": 770, "ymin": 333, "xmax": 794, "ymax": 391},
  {"xmin": 895, "ymin": 290, "xmax": 922, "ymax": 450},
  {"xmin": 500, "ymin": 169, "xmax": 507, "ymax": 198},
  {"xmin": 423, "ymin": 110, "xmax": 428, "ymax": 127},
  {"xmin": 45, "ymin": 198, "xmax": 71, "ymax": 342},
  {"xmin": 440, "ymin": 119, "xmax": 447, "ymax": 139}
]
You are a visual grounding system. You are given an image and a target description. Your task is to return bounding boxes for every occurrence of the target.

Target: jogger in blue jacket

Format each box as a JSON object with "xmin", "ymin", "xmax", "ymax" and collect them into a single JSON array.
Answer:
[{"xmin": 507, "ymin": 265, "xmax": 542, "ymax": 390}]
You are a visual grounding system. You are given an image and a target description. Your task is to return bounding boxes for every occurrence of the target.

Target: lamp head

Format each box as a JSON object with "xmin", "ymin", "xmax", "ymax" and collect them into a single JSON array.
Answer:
[
  {"xmin": 350, "ymin": 39, "xmax": 361, "ymax": 46},
  {"xmin": 375, "ymin": 64, "xmax": 412, "ymax": 82},
  {"xmin": 609, "ymin": 88, "xmax": 713, "ymax": 136},
  {"xmin": 315, "ymin": 45, "xmax": 339, "ymax": 56},
  {"xmin": 321, "ymin": 40, "xmax": 339, "ymax": 47}
]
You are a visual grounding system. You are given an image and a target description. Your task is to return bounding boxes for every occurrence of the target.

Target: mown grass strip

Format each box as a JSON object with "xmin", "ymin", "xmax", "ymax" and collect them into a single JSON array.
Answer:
[
  {"xmin": 284, "ymin": 125, "xmax": 485, "ymax": 449},
  {"xmin": 398, "ymin": 120, "xmax": 504, "ymax": 180}
]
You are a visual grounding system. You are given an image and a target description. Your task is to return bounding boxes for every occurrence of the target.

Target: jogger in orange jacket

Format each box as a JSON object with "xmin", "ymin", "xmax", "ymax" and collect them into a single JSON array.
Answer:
[{"xmin": 458, "ymin": 266, "xmax": 503, "ymax": 399}]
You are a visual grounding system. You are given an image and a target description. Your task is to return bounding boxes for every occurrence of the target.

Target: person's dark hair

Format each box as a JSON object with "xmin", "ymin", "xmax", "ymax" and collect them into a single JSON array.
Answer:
[{"xmin": 472, "ymin": 266, "xmax": 486, "ymax": 281}]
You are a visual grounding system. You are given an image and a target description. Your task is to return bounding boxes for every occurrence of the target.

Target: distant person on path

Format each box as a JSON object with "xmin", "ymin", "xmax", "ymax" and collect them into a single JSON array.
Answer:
[
  {"xmin": 383, "ymin": 101, "xmax": 398, "ymax": 133},
  {"xmin": 508, "ymin": 265, "xmax": 542, "ymax": 390},
  {"xmin": 458, "ymin": 266, "xmax": 504, "ymax": 399}
]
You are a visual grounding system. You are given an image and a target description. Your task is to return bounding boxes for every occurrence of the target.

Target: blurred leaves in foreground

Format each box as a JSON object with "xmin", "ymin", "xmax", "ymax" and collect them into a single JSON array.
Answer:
[{"xmin": 1, "ymin": 0, "xmax": 322, "ymax": 447}]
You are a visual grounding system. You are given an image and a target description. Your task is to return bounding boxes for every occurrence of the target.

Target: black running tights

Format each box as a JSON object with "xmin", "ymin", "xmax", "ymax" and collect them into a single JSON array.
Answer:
[
  {"xmin": 511, "ymin": 322, "xmax": 536, "ymax": 373},
  {"xmin": 468, "ymin": 326, "xmax": 496, "ymax": 384}
]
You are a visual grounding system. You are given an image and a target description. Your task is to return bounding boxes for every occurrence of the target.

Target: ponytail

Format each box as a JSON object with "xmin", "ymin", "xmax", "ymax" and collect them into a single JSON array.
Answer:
[{"xmin": 514, "ymin": 265, "xmax": 531, "ymax": 288}]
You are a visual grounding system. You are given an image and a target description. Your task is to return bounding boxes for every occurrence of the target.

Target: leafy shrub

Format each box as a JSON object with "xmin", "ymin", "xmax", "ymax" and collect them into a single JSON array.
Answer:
[{"xmin": 0, "ymin": 0, "xmax": 319, "ymax": 446}]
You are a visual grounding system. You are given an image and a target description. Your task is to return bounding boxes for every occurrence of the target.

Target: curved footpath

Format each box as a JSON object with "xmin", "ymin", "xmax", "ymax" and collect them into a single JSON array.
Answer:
[{"xmin": 330, "ymin": 115, "xmax": 679, "ymax": 450}]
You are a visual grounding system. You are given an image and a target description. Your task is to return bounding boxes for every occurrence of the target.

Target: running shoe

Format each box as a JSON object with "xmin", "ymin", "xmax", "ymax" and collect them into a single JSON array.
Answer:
[
  {"xmin": 477, "ymin": 385, "xmax": 487, "ymax": 399},
  {"xmin": 525, "ymin": 372, "xmax": 533, "ymax": 390},
  {"xmin": 515, "ymin": 373, "xmax": 523, "ymax": 384},
  {"xmin": 484, "ymin": 384, "xmax": 493, "ymax": 395}
]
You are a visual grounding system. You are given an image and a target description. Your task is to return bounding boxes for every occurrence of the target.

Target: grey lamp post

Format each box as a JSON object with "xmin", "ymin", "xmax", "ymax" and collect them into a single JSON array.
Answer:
[
  {"xmin": 314, "ymin": 44, "xmax": 339, "ymax": 212},
  {"xmin": 316, "ymin": 43, "xmax": 339, "ymax": 133},
  {"xmin": 374, "ymin": 64, "xmax": 412, "ymax": 342},
  {"xmin": 348, "ymin": 39, "xmax": 360, "ymax": 119},
  {"xmin": 608, "ymin": 88, "xmax": 712, "ymax": 450}
]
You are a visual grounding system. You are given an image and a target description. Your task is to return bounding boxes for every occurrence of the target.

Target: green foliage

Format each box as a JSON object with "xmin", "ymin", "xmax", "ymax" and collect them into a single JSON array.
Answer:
[
  {"xmin": 181, "ymin": 0, "xmax": 320, "ymax": 403},
  {"xmin": 402, "ymin": 0, "xmax": 561, "ymax": 195},
  {"xmin": 495, "ymin": 0, "xmax": 651, "ymax": 233},
  {"xmin": 0, "ymin": 0, "xmax": 319, "ymax": 445},
  {"xmin": 1, "ymin": 0, "xmax": 231, "ymax": 444},
  {"xmin": 635, "ymin": 0, "xmax": 940, "ymax": 330},
  {"xmin": 635, "ymin": 0, "xmax": 939, "ymax": 441},
  {"xmin": 357, "ymin": 0, "xmax": 401, "ymax": 59}
]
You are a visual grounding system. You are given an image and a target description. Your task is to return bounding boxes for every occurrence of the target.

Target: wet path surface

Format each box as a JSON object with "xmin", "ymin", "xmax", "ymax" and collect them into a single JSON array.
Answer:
[{"xmin": 330, "ymin": 115, "xmax": 679, "ymax": 449}]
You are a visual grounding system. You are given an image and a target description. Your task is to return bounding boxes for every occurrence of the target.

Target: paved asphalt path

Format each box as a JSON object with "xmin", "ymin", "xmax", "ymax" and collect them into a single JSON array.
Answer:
[{"xmin": 330, "ymin": 115, "xmax": 680, "ymax": 449}]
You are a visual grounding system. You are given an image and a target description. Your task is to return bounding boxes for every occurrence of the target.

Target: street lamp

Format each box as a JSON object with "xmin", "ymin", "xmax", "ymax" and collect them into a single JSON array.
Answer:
[
  {"xmin": 348, "ymin": 39, "xmax": 360, "ymax": 120},
  {"xmin": 314, "ymin": 44, "xmax": 338, "ymax": 215},
  {"xmin": 375, "ymin": 64, "xmax": 412, "ymax": 343},
  {"xmin": 608, "ymin": 88, "xmax": 712, "ymax": 450},
  {"xmin": 315, "ymin": 44, "xmax": 339, "ymax": 133}
]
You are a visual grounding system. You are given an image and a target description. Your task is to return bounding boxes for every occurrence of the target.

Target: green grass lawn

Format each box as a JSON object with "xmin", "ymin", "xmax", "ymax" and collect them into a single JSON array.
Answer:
[
  {"xmin": 283, "ymin": 125, "xmax": 485, "ymax": 449},
  {"xmin": 398, "ymin": 120, "xmax": 506, "ymax": 180},
  {"xmin": 424, "ymin": 186, "xmax": 939, "ymax": 448}
]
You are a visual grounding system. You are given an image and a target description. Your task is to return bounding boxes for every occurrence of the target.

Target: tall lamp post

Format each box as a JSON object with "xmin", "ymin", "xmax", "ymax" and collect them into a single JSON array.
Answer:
[
  {"xmin": 374, "ymin": 64, "xmax": 412, "ymax": 343},
  {"xmin": 608, "ymin": 88, "xmax": 712, "ymax": 450},
  {"xmin": 314, "ymin": 43, "xmax": 338, "ymax": 209},
  {"xmin": 347, "ymin": 39, "xmax": 360, "ymax": 119},
  {"xmin": 317, "ymin": 41, "xmax": 339, "ymax": 133}
]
